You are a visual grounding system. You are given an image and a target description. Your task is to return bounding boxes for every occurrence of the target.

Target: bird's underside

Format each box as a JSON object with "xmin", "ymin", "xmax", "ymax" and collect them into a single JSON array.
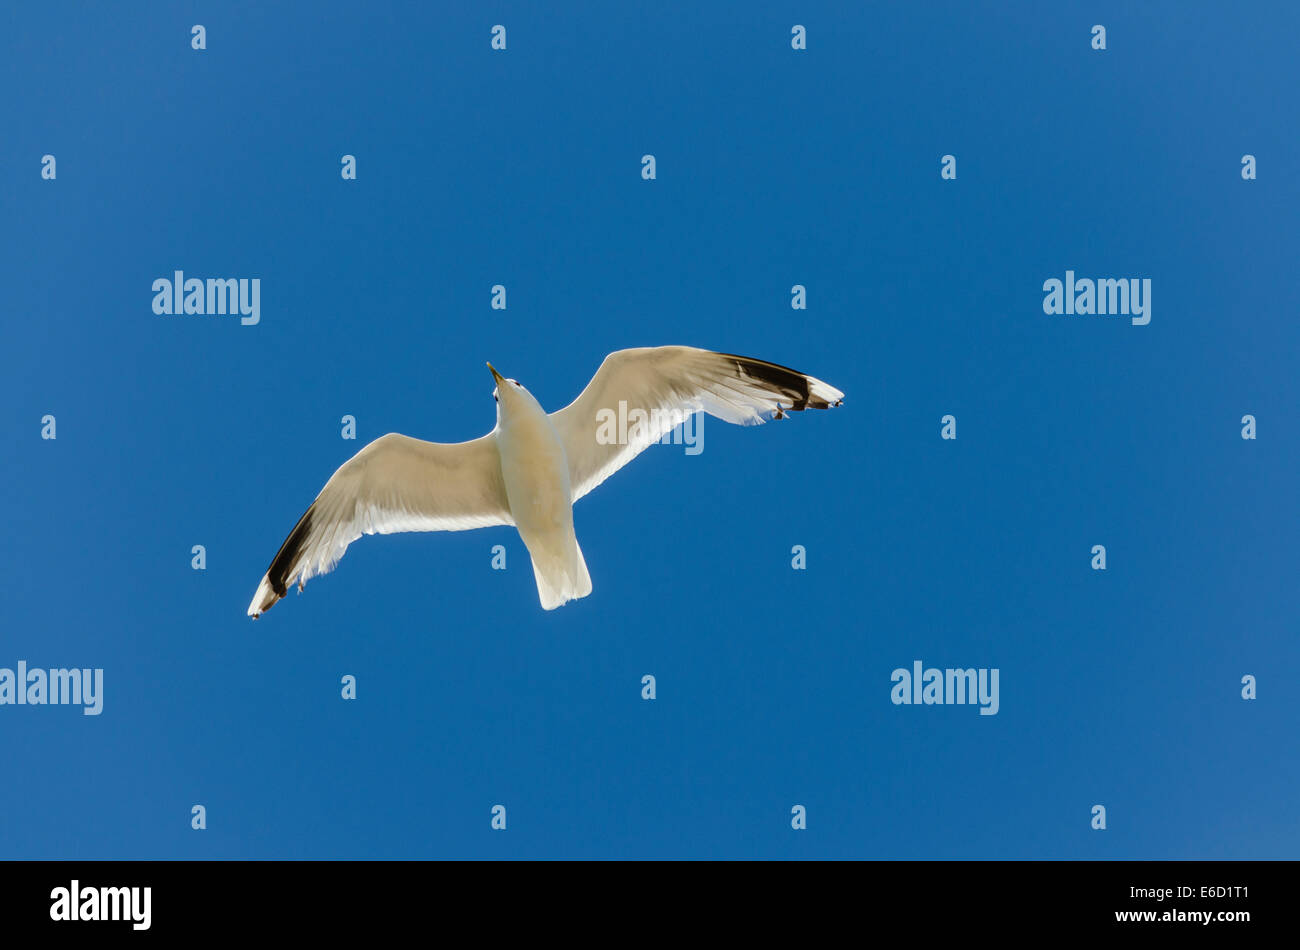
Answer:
[{"xmin": 247, "ymin": 345, "xmax": 844, "ymax": 617}]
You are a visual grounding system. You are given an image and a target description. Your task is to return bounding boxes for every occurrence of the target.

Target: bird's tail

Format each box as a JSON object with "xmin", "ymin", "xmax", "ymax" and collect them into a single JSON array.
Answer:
[{"xmin": 530, "ymin": 539, "xmax": 593, "ymax": 610}]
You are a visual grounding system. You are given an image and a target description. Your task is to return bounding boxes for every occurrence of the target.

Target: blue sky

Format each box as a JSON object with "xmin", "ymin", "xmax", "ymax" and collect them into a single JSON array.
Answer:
[{"xmin": 2, "ymin": 1, "xmax": 1297, "ymax": 858}]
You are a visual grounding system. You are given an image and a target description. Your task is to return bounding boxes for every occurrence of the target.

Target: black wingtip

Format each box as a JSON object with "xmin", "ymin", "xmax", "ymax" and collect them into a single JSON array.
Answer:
[
  {"xmin": 717, "ymin": 352, "xmax": 837, "ymax": 412},
  {"xmin": 266, "ymin": 505, "xmax": 315, "ymax": 598}
]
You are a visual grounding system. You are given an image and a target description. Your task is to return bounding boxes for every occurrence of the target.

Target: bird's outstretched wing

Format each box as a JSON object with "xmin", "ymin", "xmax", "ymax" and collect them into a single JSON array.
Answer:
[
  {"xmin": 247, "ymin": 431, "xmax": 512, "ymax": 617},
  {"xmin": 550, "ymin": 346, "xmax": 844, "ymax": 503}
]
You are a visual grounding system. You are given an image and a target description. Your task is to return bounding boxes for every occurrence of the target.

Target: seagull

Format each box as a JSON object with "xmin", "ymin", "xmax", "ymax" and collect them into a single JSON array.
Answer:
[{"xmin": 247, "ymin": 346, "xmax": 844, "ymax": 616}]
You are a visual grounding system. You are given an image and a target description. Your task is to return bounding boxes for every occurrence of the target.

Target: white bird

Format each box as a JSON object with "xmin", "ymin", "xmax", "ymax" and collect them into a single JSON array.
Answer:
[{"xmin": 247, "ymin": 346, "xmax": 844, "ymax": 616}]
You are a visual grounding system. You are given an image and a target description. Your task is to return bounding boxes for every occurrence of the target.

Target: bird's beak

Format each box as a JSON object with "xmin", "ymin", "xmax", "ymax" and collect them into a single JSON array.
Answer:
[{"xmin": 486, "ymin": 362, "xmax": 504, "ymax": 384}]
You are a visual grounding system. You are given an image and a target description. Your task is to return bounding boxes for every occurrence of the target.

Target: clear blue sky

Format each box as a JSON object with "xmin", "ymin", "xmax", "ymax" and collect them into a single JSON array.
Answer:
[{"xmin": 2, "ymin": 1, "xmax": 1297, "ymax": 858}]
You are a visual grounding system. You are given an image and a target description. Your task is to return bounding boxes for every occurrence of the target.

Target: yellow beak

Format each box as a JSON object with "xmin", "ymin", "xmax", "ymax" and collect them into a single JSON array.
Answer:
[{"xmin": 486, "ymin": 362, "xmax": 504, "ymax": 384}]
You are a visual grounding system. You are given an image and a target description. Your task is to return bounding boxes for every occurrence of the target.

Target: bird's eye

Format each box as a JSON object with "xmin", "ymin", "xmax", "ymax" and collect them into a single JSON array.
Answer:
[{"xmin": 492, "ymin": 388, "xmax": 498, "ymax": 402}]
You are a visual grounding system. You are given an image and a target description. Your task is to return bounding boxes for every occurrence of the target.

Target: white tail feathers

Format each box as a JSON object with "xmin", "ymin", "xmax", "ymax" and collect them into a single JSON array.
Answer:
[{"xmin": 530, "ymin": 539, "xmax": 593, "ymax": 610}]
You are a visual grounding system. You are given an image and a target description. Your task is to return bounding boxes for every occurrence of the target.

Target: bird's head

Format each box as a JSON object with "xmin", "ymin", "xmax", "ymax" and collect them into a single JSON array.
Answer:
[{"xmin": 487, "ymin": 362, "xmax": 541, "ymax": 421}]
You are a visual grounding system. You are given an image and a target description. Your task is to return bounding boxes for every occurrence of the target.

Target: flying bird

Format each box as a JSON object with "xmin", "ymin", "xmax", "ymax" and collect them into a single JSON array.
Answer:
[{"xmin": 247, "ymin": 346, "xmax": 844, "ymax": 616}]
